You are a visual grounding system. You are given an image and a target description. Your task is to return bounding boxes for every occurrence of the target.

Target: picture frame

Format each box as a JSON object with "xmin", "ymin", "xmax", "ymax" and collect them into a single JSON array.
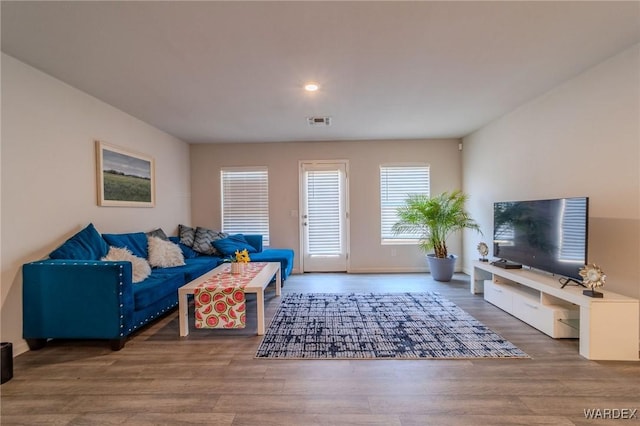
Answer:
[{"xmin": 96, "ymin": 140, "xmax": 155, "ymax": 207}]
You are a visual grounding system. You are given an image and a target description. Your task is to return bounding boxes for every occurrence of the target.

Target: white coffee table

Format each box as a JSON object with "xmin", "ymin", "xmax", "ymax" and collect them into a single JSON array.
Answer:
[{"xmin": 178, "ymin": 262, "xmax": 281, "ymax": 336}]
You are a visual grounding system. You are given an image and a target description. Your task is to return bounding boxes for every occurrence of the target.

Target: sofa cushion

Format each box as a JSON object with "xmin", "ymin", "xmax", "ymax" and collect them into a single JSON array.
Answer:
[
  {"xmin": 243, "ymin": 234, "xmax": 263, "ymax": 252},
  {"xmin": 102, "ymin": 232, "xmax": 149, "ymax": 259},
  {"xmin": 49, "ymin": 223, "xmax": 109, "ymax": 260},
  {"xmin": 158, "ymin": 257, "xmax": 220, "ymax": 282},
  {"xmin": 147, "ymin": 236, "xmax": 185, "ymax": 268},
  {"xmin": 168, "ymin": 237, "xmax": 199, "ymax": 259},
  {"xmin": 212, "ymin": 234, "xmax": 258, "ymax": 256},
  {"xmin": 250, "ymin": 248, "xmax": 295, "ymax": 279},
  {"xmin": 133, "ymin": 272, "xmax": 184, "ymax": 310},
  {"xmin": 192, "ymin": 227, "xmax": 227, "ymax": 256},
  {"xmin": 178, "ymin": 224, "xmax": 196, "ymax": 247},
  {"xmin": 101, "ymin": 246, "xmax": 151, "ymax": 283}
]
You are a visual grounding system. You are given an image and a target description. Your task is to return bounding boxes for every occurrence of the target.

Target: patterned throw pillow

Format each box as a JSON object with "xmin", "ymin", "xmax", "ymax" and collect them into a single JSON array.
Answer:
[
  {"xmin": 102, "ymin": 246, "xmax": 151, "ymax": 283},
  {"xmin": 146, "ymin": 228, "xmax": 168, "ymax": 240},
  {"xmin": 147, "ymin": 236, "xmax": 185, "ymax": 268},
  {"xmin": 178, "ymin": 224, "xmax": 196, "ymax": 247},
  {"xmin": 192, "ymin": 227, "xmax": 228, "ymax": 255}
]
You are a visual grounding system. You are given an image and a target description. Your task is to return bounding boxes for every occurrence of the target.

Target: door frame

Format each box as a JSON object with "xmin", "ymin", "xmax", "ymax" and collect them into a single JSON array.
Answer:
[{"xmin": 298, "ymin": 159, "xmax": 350, "ymax": 273}]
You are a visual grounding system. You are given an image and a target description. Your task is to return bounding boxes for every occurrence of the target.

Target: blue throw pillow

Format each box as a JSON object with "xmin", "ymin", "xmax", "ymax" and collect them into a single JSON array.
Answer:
[
  {"xmin": 102, "ymin": 232, "xmax": 149, "ymax": 259},
  {"xmin": 212, "ymin": 234, "xmax": 257, "ymax": 256},
  {"xmin": 168, "ymin": 236, "xmax": 199, "ymax": 259},
  {"xmin": 49, "ymin": 223, "xmax": 109, "ymax": 260}
]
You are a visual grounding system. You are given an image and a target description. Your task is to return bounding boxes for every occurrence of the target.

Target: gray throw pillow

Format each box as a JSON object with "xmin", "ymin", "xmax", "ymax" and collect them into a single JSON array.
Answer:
[
  {"xmin": 192, "ymin": 227, "xmax": 227, "ymax": 255},
  {"xmin": 178, "ymin": 224, "xmax": 195, "ymax": 247},
  {"xmin": 146, "ymin": 228, "xmax": 168, "ymax": 240}
]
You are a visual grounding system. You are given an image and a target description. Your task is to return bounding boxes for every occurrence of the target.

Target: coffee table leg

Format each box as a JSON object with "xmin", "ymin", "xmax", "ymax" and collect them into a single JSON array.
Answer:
[
  {"xmin": 276, "ymin": 267, "xmax": 281, "ymax": 296},
  {"xmin": 179, "ymin": 290, "xmax": 190, "ymax": 337},
  {"xmin": 256, "ymin": 289, "xmax": 265, "ymax": 335}
]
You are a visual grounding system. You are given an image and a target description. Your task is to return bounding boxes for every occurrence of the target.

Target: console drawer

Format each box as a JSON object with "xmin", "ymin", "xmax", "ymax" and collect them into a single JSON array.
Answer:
[
  {"xmin": 513, "ymin": 297, "xmax": 548, "ymax": 333},
  {"xmin": 484, "ymin": 280, "xmax": 512, "ymax": 312}
]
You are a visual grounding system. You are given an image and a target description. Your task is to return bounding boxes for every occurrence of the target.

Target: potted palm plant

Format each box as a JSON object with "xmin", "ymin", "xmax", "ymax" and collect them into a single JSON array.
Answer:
[{"xmin": 392, "ymin": 190, "xmax": 481, "ymax": 281}]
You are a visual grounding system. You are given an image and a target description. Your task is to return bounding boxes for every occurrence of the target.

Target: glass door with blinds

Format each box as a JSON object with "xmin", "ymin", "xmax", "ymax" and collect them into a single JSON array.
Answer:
[{"xmin": 300, "ymin": 161, "xmax": 349, "ymax": 272}]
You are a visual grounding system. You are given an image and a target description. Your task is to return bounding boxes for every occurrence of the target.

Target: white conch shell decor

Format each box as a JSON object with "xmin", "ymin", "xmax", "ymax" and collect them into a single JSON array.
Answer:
[{"xmin": 579, "ymin": 263, "xmax": 606, "ymax": 290}]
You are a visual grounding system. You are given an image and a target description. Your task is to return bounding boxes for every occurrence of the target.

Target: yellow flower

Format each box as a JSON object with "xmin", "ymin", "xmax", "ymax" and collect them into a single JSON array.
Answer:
[{"xmin": 234, "ymin": 249, "xmax": 250, "ymax": 263}]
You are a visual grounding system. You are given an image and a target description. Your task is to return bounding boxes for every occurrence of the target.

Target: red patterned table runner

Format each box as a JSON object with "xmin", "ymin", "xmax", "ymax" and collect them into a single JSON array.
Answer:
[{"xmin": 194, "ymin": 262, "xmax": 268, "ymax": 329}]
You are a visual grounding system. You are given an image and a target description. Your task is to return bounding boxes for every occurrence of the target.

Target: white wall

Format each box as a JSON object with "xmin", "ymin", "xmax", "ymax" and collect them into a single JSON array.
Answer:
[
  {"xmin": 0, "ymin": 54, "xmax": 192, "ymax": 355},
  {"xmin": 462, "ymin": 44, "xmax": 640, "ymax": 301},
  {"xmin": 190, "ymin": 139, "xmax": 462, "ymax": 274}
]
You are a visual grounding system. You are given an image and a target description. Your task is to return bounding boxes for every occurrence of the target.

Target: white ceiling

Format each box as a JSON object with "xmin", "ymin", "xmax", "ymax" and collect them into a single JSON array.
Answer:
[{"xmin": 2, "ymin": 1, "xmax": 639, "ymax": 144}]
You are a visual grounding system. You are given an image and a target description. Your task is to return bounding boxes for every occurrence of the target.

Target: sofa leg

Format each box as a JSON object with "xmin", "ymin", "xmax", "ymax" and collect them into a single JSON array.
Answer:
[
  {"xmin": 26, "ymin": 338, "xmax": 47, "ymax": 351},
  {"xmin": 110, "ymin": 338, "xmax": 126, "ymax": 351}
]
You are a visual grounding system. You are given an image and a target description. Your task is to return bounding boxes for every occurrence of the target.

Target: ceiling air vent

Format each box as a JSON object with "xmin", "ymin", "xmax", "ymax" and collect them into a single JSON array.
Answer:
[{"xmin": 307, "ymin": 116, "xmax": 331, "ymax": 126}]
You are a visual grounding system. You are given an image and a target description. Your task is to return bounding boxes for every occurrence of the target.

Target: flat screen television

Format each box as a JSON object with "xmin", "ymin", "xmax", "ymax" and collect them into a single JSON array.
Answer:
[{"xmin": 493, "ymin": 197, "xmax": 588, "ymax": 280}]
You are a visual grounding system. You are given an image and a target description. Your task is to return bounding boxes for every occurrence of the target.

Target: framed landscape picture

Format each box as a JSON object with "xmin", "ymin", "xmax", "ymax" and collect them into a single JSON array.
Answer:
[{"xmin": 96, "ymin": 140, "xmax": 155, "ymax": 207}]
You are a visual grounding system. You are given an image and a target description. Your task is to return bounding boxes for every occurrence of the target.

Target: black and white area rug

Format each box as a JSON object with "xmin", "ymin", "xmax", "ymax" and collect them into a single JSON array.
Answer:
[{"xmin": 256, "ymin": 292, "xmax": 529, "ymax": 359}]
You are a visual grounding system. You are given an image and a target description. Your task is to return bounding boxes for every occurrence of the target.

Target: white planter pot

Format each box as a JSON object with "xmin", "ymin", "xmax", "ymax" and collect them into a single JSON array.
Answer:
[
  {"xmin": 230, "ymin": 262, "xmax": 245, "ymax": 274},
  {"xmin": 426, "ymin": 254, "xmax": 458, "ymax": 282}
]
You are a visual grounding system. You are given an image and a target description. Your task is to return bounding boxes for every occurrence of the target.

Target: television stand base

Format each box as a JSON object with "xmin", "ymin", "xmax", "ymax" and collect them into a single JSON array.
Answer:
[
  {"xmin": 583, "ymin": 289, "xmax": 604, "ymax": 298},
  {"xmin": 559, "ymin": 277, "xmax": 586, "ymax": 289},
  {"xmin": 471, "ymin": 261, "xmax": 640, "ymax": 361}
]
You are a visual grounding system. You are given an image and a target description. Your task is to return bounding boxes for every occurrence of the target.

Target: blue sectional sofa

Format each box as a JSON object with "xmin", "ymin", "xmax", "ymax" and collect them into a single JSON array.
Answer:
[{"xmin": 22, "ymin": 224, "xmax": 294, "ymax": 350}]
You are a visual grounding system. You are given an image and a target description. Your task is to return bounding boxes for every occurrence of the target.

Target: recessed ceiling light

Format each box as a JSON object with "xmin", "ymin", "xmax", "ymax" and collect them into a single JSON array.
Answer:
[{"xmin": 304, "ymin": 83, "xmax": 319, "ymax": 92}]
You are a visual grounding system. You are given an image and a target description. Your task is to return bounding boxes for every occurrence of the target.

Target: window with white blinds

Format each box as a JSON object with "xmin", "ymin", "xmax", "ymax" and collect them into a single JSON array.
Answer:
[
  {"xmin": 220, "ymin": 167, "xmax": 270, "ymax": 246},
  {"xmin": 306, "ymin": 169, "xmax": 342, "ymax": 255},
  {"xmin": 380, "ymin": 164, "xmax": 430, "ymax": 243}
]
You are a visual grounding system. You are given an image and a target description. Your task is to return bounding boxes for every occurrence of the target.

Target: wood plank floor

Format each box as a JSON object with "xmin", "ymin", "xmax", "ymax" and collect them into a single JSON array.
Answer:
[{"xmin": 2, "ymin": 272, "xmax": 639, "ymax": 425}]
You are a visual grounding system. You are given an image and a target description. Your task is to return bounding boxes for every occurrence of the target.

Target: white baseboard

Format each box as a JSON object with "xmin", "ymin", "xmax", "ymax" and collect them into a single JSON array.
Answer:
[
  {"xmin": 347, "ymin": 267, "xmax": 429, "ymax": 274},
  {"xmin": 12, "ymin": 340, "xmax": 30, "ymax": 357},
  {"xmin": 291, "ymin": 267, "xmax": 471, "ymax": 275}
]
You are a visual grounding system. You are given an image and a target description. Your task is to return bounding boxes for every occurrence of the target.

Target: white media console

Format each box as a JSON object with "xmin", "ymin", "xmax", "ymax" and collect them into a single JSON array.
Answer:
[{"xmin": 471, "ymin": 261, "xmax": 639, "ymax": 361}]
